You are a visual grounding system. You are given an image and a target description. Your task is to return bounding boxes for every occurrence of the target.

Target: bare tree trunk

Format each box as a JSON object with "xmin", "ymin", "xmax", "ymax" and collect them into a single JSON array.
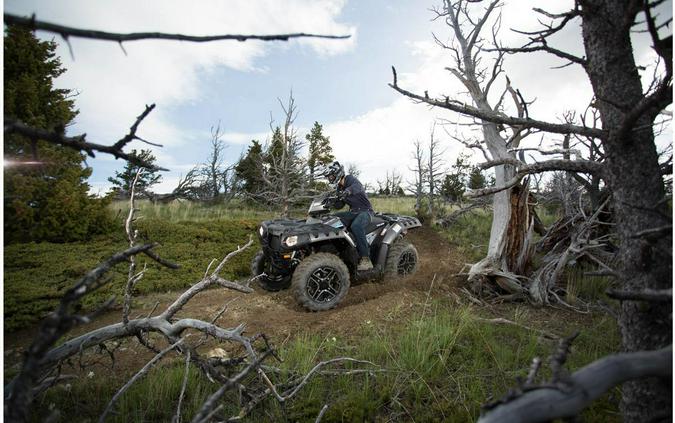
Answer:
[
  {"xmin": 469, "ymin": 123, "xmax": 535, "ymax": 296},
  {"xmin": 426, "ymin": 123, "xmax": 444, "ymax": 224},
  {"xmin": 408, "ymin": 139, "xmax": 426, "ymax": 218},
  {"xmin": 581, "ymin": 2, "xmax": 672, "ymax": 419}
]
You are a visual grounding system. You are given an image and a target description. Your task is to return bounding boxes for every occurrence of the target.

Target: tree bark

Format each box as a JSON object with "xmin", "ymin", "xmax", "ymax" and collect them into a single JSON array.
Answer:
[{"xmin": 581, "ymin": 1, "xmax": 672, "ymax": 420}]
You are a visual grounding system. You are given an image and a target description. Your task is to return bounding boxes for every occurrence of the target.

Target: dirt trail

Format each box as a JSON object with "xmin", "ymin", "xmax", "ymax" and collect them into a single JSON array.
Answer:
[{"xmin": 5, "ymin": 227, "xmax": 466, "ymax": 374}]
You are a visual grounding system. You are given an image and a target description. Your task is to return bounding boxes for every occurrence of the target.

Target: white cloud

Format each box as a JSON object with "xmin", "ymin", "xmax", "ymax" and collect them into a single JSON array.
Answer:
[
  {"xmin": 221, "ymin": 131, "xmax": 270, "ymax": 145},
  {"xmin": 6, "ymin": 0, "xmax": 356, "ymax": 163},
  {"xmin": 326, "ymin": 98, "xmax": 440, "ymax": 188}
]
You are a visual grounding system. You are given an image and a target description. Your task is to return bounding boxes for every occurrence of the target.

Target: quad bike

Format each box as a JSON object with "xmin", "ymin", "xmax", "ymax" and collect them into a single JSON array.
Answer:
[{"xmin": 251, "ymin": 193, "xmax": 421, "ymax": 311}]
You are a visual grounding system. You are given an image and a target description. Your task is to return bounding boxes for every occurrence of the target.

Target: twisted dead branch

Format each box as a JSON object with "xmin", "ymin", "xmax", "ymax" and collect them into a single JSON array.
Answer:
[
  {"xmin": 479, "ymin": 335, "xmax": 672, "ymax": 423},
  {"xmin": 529, "ymin": 198, "xmax": 615, "ymax": 306}
]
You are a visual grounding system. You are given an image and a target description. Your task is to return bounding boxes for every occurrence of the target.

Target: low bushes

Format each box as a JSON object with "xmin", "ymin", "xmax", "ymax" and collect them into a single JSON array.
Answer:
[{"xmin": 4, "ymin": 218, "xmax": 259, "ymax": 331}]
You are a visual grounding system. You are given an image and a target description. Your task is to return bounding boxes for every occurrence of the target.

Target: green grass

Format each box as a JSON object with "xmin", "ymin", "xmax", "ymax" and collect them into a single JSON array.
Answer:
[
  {"xmin": 29, "ymin": 300, "xmax": 621, "ymax": 422},
  {"xmin": 108, "ymin": 196, "xmax": 418, "ymax": 223},
  {"xmin": 109, "ymin": 199, "xmax": 278, "ymax": 222},
  {"xmin": 370, "ymin": 196, "xmax": 417, "ymax": 215},
  {"xmin": 565, "ymin": 263, "xmax": 614, "ymax": 304},
  {"xmin": 441, "ymin": 208, "xmax": 493, "ymax": 262}
]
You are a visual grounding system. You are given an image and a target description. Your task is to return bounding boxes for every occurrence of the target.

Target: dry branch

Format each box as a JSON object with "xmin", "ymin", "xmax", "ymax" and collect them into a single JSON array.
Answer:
[
  {"xmin": 606, "ymin": 288, "xmax": 672, "ymax": 303},
  {"xmin": 478, "ymin": 346, "xmax": 672, "ymax": 423},
  {"xmin": 468, "ymin": 158, "xmax": 604, "ymax": 198},
  {"xmin": 4, "ymin": 13, "xmax": 350, "ymax": 44},
  {"xmin": 5, "ymin": 242, "xmax": 163, "ymax": 422},
  {"xmin": 388, "ymin": 68, "xmax": 605, "ymax": 140},
  {"xmin": 4, "ymin": 104, "xmax": 166, "ymax": 171}
]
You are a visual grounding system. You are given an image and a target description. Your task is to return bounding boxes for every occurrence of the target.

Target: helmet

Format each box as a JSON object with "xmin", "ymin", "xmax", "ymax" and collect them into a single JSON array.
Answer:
[{"xmin": 324, "ymin": 161, "xmax": 345, "ymax": 185}]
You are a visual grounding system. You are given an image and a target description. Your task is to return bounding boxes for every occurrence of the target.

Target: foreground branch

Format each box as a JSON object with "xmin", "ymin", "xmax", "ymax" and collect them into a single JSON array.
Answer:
[
  {"xmin": 4, "ymin": 104, "xmax": 167, "ymax": 171},
  {"xmin": 478, "ymin": 346, "xmax": 672, "ymax": 423},
  {"xmin": 5, "ymin": 243, "xmax": 161, "ymax": 422},
  {"xmin": 4, "ymin": 13, "xmax": 350, "ymax": 44},
  {"xmin": 606, "ymin": 288, "xmax": 672, "ymax": 303}
]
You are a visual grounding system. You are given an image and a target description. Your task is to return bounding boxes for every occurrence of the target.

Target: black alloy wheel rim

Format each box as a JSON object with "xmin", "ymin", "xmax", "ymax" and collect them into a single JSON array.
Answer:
[
  {"xmin": 307, "ymin": 266, "xmax": 342, "ymax": 303},
  {"xmin": 397, "ymin": 251, "xmax": 416, "ymax": 275}
]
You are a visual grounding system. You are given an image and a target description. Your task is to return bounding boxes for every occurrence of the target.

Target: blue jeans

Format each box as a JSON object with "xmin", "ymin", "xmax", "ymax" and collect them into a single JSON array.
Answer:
[{"xmin": 336, "ymin": 211, "xmax": 371, "ymax": 258}]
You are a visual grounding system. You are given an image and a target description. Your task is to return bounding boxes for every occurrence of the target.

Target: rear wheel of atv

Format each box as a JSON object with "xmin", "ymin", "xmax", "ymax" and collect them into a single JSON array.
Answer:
[
  {"xmin": 251, "ymin": 250, "xmax": 291, "ymax": 292},
  {"xmin": 292, "ymin": 253, "xmax": 350, "ymax": 311},
  {"xmin": 384, "ymin": 241, "xmax": 419, "ymax": 279}
]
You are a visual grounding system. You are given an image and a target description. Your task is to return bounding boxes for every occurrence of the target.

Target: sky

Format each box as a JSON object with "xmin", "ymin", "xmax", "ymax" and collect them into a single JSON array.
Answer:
[{"xmin": 4, "ymin": 0, "xmax": 672, "ymax": 194}]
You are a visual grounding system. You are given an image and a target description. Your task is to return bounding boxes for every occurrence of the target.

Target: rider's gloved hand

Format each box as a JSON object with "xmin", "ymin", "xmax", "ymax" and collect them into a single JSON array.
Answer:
[{"xmin": 337, "ymin": 189, "xmax": 350, "ymax": 201}]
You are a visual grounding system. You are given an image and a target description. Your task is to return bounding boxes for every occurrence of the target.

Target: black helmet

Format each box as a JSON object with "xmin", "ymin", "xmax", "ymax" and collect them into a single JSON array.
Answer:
[{"xmin": 324, "ymin": 161, "xmax": 345, "ymax": 185}]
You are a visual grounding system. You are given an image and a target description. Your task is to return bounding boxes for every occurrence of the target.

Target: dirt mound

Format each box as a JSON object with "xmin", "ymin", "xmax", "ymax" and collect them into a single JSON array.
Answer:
[{"xmin": 4, "ymin": 227, "xmax": 466, "ymax": 374}]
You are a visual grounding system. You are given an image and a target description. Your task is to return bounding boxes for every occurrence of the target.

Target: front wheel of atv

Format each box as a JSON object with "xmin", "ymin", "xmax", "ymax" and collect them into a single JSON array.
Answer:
[
  {"xmin": 292, "ymin": 253, "xmax": 350, "ymax": 311},
  {"xmin": 251, "ymin": 250, "xmax": 291, "ymax": 292},
  {"xmin": 384, "ymin": 241, "xmax": 419, "ymax": 279}
]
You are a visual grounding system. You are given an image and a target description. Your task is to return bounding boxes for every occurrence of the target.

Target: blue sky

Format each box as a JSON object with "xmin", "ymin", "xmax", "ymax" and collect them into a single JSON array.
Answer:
[{"xmin": 4, "ymin": 0, "xmax": 671, "ymax": 194}]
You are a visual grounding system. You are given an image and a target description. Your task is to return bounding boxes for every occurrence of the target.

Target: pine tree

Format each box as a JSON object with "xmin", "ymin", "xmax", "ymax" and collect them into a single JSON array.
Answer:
[
  {"xmin": 440, "ymin": 154, "xmax": 471, "ymax": 203},
  {"xmin": 467, "ymin": 166, "xmax": 487, "ymax": 190},
  {"xmin": 4, "ymin": 26, "xmax": 112, "ymax": 243},
  {"xmin": 234, "ymin": 140, "xmax": 265, "ymax": 195},
  {"xmin": 107, "ymin": 149, "xmax": 162, "ymax": 196},
  {"xmin": 306, "ymin": 121, "xmax": 334, "ymax": 183},
  {"xmin": 264, "ymin": 127, "xmax": 285, "ymax": 169}
]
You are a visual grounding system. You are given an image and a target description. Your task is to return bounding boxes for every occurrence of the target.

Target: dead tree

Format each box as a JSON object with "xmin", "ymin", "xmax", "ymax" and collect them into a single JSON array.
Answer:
[
  {"xmin": 392, "ymin": 0, "xmax": 672, "ymax": 420},
  {"xmin": 258, "ymin": 91, "xmax": 311, "ymax": 217},
  {"xmin": 148, "ymin": 167, "xmax": 201, "ymax": 203},
  {"xmin": 394, "ymin": 0, "xmax": 543, "ymax": 294},
  {"xmin": 529, "ymin": 198, "xmax": 617, "ymax": 307},
  {"xmin": 203, "ymin": 123, "xmax": 229, "ymax": 202},
  {"xmin": 5, "ymin": 104, "xmax": 165, "ymax": 171},
  {"xmin": 426, "ymin": 123, "xmax": 445, "ymax": 222},
  {"xmin": 377, "ymin": 169, "xmax": 404, "ymax": 196},
  {"xmin": 181, "ymin": 122, "xmax": 238, "ymax": 203},
  {"xmin": 407, "ymin": 139, "xmax": 427, "ymax": 216}
]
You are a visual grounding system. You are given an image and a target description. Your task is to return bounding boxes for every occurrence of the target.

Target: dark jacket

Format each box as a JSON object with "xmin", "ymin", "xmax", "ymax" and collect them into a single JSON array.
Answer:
[{"xmin": 338, "ymin": 174, "xmax": 373, "ymax": 212}]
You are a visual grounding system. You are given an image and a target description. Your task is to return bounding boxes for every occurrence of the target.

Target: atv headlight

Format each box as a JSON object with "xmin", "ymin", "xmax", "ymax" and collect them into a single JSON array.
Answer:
[
  {"xmin": 284, "ymin": 235, "xmax": 298, "ymax": 247},
  {"xmin": 259, "ymin": 226, "xmax": 264, "ymax": 237}
]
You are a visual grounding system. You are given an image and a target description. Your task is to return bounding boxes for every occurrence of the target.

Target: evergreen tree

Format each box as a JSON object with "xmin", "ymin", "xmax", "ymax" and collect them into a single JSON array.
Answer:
[
  {"xmin": 4, "ymin": 26, "xmax": 112, "ymax": 243},
  {"xmin": 306, "ymin": 121, "xmax": 334, "ymax": 183},
  {"xmin": 264, "ymin": 127, "xmax": 285, "ymax": 168},
  {"xmin": 440, "ymin": 173, "xmax": 465, "ymax": 202},
  {"xmin": 467, "ymin": 166, "xmax": 487, "ymax": 190},
  {"xmin": 107, "ymin": 149, "xmax": 162, "ymax": 195},
  {"xmin": 234, "ymin": 140, "xmax": 265, "ymax": 195},
  {"xmin": 439, "ymin": 154, "xmax": 471, "ymax": 202}
]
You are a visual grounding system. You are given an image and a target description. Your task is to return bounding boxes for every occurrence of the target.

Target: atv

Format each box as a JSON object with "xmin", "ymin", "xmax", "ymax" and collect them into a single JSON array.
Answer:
[{"xmin": 251, "ymin": 192, "xmax": 422, "ymax": 311}]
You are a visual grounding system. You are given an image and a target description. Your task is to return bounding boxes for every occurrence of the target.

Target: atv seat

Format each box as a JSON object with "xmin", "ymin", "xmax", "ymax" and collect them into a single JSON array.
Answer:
[{"xmin": 365, "ymin": 215, "xmax": 387, "ymax": 234}]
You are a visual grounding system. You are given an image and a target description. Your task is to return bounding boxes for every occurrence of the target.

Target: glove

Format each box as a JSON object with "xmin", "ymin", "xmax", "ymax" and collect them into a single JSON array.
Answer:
[{"xmin": 337, "ymin": 189, "xmax": 349, "ymax": 201}]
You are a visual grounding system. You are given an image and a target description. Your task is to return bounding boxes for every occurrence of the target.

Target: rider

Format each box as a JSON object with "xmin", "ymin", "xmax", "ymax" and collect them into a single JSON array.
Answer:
[{"xmin": 325, "ymin": 161, "xmax": 374, "ymax": 271}]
